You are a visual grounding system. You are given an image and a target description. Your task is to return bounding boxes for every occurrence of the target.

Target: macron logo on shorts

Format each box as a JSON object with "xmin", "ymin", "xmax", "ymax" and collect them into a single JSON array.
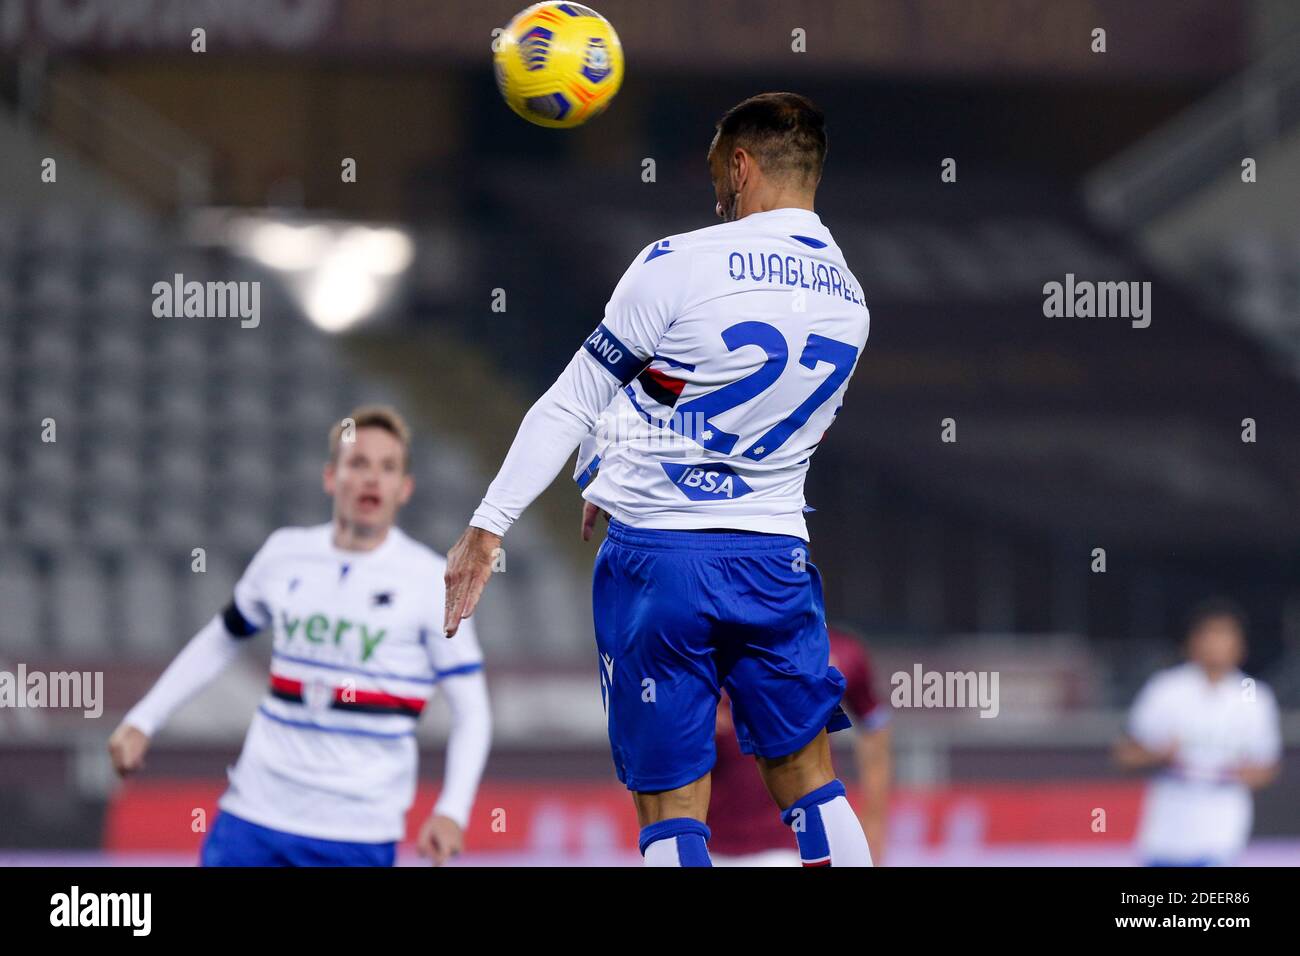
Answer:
[{"xmin": 584, "ymin": 323, "xmax": 647, "ymax": 386}]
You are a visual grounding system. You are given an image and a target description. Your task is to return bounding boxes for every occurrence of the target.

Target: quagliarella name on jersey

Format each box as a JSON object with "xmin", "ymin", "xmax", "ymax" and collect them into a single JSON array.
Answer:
[{"xmin": 727, "ymin": 251, "xmax": 866, "ymax": 307}]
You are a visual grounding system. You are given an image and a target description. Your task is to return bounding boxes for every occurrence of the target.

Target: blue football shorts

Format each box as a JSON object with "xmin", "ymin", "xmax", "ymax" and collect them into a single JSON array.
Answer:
[
  {"xmin": 592, "ymin": 519, "xmax": 850, "ymax": 792},
  {"xmin": 199, "ymin": 811, "xmax": 397, "ymax": 867}
]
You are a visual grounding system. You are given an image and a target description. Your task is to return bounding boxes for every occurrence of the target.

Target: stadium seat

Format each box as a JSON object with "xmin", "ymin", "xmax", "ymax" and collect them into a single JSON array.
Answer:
[
  {"xmin": 90, "ymin": 266, "xmax": 151, "ymax": 313},
  {"xmin": 23, "ymin": 445, "xmax": 76, "ymax": 494},
  {"xmin": 26, "ymin": 326, "xmax": 78, "ymax": 373},
  {"xmin": 180, "ymin": 552, "xmax": 238, "ymax": 634},
  {"xmin": 21, "ymin": 382, "xmax": 77, "ymax": 422},
  {"xmin": 27, "ymin": 266, "xmax": 81, "ymax": 311},
  {"xmin": 50, "ymin": 554, "xmax": 113, "ymax": 656},
  {"xmin": 85, "ymin": 498, "xmax": 142, "ymax": 549},
  {"xmin": 149, "ymin": 501, "xmax": 209, "ymax": 552},
  {"xmin": 151, "ymin": 327, "xmax": 209, "ymax": 372},
  {"xmin": 119, "ymin": 555, "xmax": 178, "ymax": 657},
  {"xmin": 31, "ymin": 207, "xmax": 84, "ymax": 255},
  {"xmin": 96, "ymin": 206, "xmax": 154, "ymax": 257},
  {"xmin": 0, "ymin": 550, "xmax": 43, "ymax": 655}
]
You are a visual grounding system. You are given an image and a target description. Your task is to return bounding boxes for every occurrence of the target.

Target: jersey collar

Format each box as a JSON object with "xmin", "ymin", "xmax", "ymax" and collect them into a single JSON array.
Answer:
[
  {"xmin": 322, "ymin": 522, "xmax": 402, "ymax": 562},
  {"xmin": 741, "ymin": 207, "xmax": 823, "ymax": 225}
]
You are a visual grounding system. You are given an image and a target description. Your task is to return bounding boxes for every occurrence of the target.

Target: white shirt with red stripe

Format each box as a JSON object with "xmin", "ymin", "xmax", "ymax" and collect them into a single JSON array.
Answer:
[{"xmin": 127, "ymin": 523, "xmax": 488, "ymax": 844}]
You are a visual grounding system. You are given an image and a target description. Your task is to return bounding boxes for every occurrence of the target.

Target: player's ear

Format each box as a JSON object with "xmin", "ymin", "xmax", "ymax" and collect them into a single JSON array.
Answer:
[
  {"xmin": 397, "ymin": 473, "xmax": 414, "ymax": 507},
  {"xmin": 322, "ymin": 461, "xmax": 336, "ymax": 496},
  {"xmin": 734, "ymin": 146, "xmax": 753, "ymax": 190}
]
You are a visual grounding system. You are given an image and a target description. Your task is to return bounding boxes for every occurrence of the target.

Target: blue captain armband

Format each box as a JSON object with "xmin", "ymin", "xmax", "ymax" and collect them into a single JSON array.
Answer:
[{"xmin": 582, "ymin": 323, "xmax": 648, "ymax": 386}]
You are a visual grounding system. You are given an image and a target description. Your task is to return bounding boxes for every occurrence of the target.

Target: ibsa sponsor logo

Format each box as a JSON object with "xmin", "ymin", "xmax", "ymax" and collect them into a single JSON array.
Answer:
[{"xmin": 662, "ymin": 463, "xmax": 753, "ymax": 501}]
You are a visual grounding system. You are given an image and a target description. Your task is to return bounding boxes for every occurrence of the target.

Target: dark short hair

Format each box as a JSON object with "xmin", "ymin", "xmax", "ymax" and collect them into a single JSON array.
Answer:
[
  {"xmin": 711, "ymin": 92, "xmax": 827, "ymax": 185},
  {"xmin": 1185, "ymin": 597, "xmax": 1248, "ymax": 637}
]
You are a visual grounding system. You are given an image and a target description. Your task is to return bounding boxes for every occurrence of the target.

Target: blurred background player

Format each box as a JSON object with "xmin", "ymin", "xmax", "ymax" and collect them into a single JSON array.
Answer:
[
  {"xmin": 711, "ymin": 626, "xmax": 891, "ymax": 866},
  {"xmin": 444, "ymin": 92, "xmax": 875, "ymax": 867},
  {"xmin": 107, "ymin": 406, "xmax": 490, "ymax": 867},
  {"xmin": 1114, "ymin": 599, "xmax": 1281, "ymax": 867}
]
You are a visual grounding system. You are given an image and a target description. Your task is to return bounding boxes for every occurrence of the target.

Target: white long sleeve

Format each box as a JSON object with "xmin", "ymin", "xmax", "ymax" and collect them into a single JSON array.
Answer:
[
  {"xmin": 470, "ymin": 350, "xmax": 622, "ymax": 536},
  {"xmin": 431, "ymin": 670, "xmax": 492, "ymax": 830},
  {"xmin": 122, "ymin": 615, "xmax": 247, "ymax": 737},
  {"xmin": 469, "ymin": 235, "xmax": 692, "ymax": 536}
]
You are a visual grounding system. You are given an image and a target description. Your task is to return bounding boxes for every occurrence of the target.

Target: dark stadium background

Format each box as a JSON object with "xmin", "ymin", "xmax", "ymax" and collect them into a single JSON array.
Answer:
[{"xmin": 1, "ymin": 0, "xmax": 1297, "ymax": 864}]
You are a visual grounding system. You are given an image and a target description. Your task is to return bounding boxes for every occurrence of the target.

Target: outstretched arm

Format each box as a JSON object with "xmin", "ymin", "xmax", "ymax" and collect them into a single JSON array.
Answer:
[
  {"xmin": 109, "ymin": 611, "xmax": 252, "ymax": 775},
  {"xmin": 443, "ymin": 239, "xmax": 688, "ymax": 635},
  {"xmin": 1112, "ymin": 734, "xmax": 1176, "ymax": 770},
  {"xmin": 468, "ymin": 350, "xmax": 623, "ymax": 538},
  {"xmin": 443, "ymin": 348, "xmax": 628, "ymax": 635},
  {"xmin": 1234, "ymin": 761, "xmax": 1280, "ymax": 790}
]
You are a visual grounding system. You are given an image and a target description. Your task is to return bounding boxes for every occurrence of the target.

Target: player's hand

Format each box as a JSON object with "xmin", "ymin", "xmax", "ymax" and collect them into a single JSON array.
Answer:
[
  {"xmin": 108, "ymin": 723, "xmax": 151, "ymax": 777},
  {"xmin": 443, "ymin": 526, "xmax": 501, "ymax": 637},
  {"xmin": 1154, "ymin": 743, "xmax": 1180, "ymax": 767},
  {"xmin": 1232, "ymin": 762, "xmax": 1279, "ymax": 790},
  {"xmin": 581, "ymin": 502, "xmax": 610, "ymax": 542},
  {"xmin": 416, "ymin": 814, "xmax": 464, "ymax": 866}
]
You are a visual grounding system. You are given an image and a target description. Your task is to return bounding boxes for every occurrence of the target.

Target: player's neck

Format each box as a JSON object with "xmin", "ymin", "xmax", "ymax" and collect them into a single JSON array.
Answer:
[
  {"xmin": 739, "ymin": 189, "xmax": 815, "ymax": 218},
  {"xmin": 1197, "ymin": 663, "xmax": 1233, "ymax": 684},
  {"xmin": 332, "ymin": 518, "xmax": 392, "ymax": 553}
]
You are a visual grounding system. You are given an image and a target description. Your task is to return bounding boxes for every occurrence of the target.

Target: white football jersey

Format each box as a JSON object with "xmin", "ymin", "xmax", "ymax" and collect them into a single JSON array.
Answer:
[
  {"xmin": 576, "ymin": 208, "xmax": 870, "ymax": 540},
  {"xmin": 1128, "ymin": 663, "xmax": 1281, "ymax": 863},
  {"xmin": 217, "ymin": 524, "xmax": 484, "ymax": 843}
]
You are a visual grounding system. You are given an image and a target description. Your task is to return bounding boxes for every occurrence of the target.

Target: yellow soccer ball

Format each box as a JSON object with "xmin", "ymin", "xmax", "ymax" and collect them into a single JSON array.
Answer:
[{"xmin": 494, "ymin": 2, "xmax": 624, "ymax": 129}]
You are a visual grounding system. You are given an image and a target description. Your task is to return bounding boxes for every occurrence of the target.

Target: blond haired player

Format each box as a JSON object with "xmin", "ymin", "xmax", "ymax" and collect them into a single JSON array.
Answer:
[{"xmin": 109, "ymin": 406, "xmax": 490, "ymax": 866}]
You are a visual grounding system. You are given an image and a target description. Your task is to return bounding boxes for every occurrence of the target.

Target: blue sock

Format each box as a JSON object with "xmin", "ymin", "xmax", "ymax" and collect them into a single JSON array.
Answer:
[
  {"xmin": 638, "ymin": 818, "xmax": 712, "ymax": 867},
  {"xmin": 781, "ymin": 779, "xmax": 872, "ymax": 867}
]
